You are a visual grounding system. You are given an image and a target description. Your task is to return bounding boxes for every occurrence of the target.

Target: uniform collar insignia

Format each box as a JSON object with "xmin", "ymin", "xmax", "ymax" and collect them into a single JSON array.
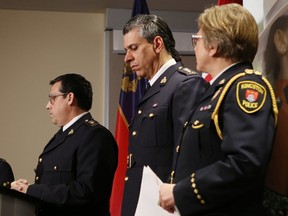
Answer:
[
  {"xmin": 218, "ymin": 79, "xmax": 225, "ymax": 85},
  {"xmin": 68, "ymin": 129, "xmax": 74, "ymax": 135},
  {"xmin": 160, "ymin": 77, "xmax": 167, "ymax": 84}
]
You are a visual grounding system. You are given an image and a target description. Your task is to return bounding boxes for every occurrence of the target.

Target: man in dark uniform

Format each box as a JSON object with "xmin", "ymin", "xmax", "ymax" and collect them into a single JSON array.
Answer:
[
  {"xmin": 0, "ymin": 158, "xmax": 14, "ymax": 187},
  {"xmin": 159, "ymin": 4, "xmax": 278, "ymax": 216},
  {"xmin": 11, "ymin": 74, "xmax": 118, "ymax": 216},
  {"xmin": 121, "ymin": 14, "xmax": 208, "ymax": 215}
]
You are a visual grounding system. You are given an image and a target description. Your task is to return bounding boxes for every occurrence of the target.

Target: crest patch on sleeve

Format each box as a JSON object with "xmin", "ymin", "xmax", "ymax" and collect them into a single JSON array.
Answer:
[{"xmin": 236, "ymin": 81, "xmax": 266, "ymax": 113}]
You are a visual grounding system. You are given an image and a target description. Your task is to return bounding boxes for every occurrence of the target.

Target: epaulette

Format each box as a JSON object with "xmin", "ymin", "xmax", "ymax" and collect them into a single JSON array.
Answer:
[
  {"xmin": 178, "ymin": 66, "xmax": 198, "ymax": 76},
  {"xmin": 244, "ymin": 69, "xmax": 262, "ymax": 76},
  {"xmin": 211, "ymin": 69, "xmax": 278, "ymax": 139},
  {"xmin": 85, "ymin": 119, "xmax": 99, "ymax": 127}
]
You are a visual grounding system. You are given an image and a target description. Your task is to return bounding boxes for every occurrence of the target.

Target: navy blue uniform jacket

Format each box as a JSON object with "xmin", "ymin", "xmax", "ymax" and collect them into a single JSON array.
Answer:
[
  {"xmin": 172, "ymin": 63, "xmax": 278, "ymax": 216},
  {"xmin": 27, "ymin": 113, "xmax": 118, "ymax": 216},
  {"xmin": 0, "ymin": 158, "xmax": 14, "ymax": 187},
  {"xmin": 121, "ymin": 62, "xmax": 208, "ymax": 215}
]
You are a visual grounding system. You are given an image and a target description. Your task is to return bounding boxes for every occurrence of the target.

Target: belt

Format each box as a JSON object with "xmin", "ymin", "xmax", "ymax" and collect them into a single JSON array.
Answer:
[{"xmin": 126, "ymin": 148, "xmax": 173, "ymax": 169}]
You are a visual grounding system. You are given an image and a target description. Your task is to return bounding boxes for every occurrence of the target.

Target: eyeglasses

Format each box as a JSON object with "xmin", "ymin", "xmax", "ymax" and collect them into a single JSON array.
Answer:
[
  {"xmin": 48, "ymin": 93, "xmax": 67, "ymax": 105},
  {"xmin": 191, "ymin": 34, "xmax": 203, "ymax": 47}
]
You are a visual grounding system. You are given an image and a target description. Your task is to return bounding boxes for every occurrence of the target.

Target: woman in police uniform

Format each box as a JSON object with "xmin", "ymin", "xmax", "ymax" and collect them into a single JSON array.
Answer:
[{"xmin": 159, "ymin": 4, "xmax": 278, "ymax": 216}]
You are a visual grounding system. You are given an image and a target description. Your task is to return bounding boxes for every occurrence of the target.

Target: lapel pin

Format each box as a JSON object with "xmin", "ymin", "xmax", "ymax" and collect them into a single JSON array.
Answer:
[{"xmin": 160, "ymin": 77, "xmax": 167, "ymax": 84}]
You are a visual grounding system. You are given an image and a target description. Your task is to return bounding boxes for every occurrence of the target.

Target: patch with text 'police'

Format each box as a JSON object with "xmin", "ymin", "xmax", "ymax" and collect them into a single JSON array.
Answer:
[{"xmin": 236, "ymin": 81, "xmax": 266, "ymax": 113}]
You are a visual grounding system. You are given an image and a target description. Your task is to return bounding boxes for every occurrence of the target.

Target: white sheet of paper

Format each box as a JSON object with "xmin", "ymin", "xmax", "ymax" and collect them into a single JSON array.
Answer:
[{"xmin": 135, "ymin": 166, "xmax": 180, "ymax": 216}]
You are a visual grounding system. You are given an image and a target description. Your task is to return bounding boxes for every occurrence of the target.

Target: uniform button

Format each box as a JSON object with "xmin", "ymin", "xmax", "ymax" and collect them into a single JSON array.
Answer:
[
  {"xmin": 125, "ymin": 177, "xmax": 129, "ymax": 181},
  {"xmin": 176, "ymin": 145, "xmax": 180, "ymax": 153},
  {"xmin": 138, "ymin": 110, "xmax": 142, "ymax": 114},
  {"xmin": 35, "ymin": 176, "xmax": 39, "ymax": 181},
  {"xmin": 3, "ymin": 182, "xmax": 7, "ymax": 187},
  {"xmin": 54, "ymin": 166, "xmax": 58, "ymax": 170},
  {"xmin": 39, "ymin": 158, "xmax": 42, "ymax": 162},
  {"xmin": 132, "ymin": 131, "xmax": 137, "ymax": 136},
  {"xmin": 149, "ymin": 113, "xmax": 154, "ymax": 118}
]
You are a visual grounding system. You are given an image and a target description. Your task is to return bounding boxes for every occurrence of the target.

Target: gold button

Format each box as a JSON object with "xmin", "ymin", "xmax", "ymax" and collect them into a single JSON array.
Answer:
[
  {"xmin": 54, "ymin": 166, "xmax": 58, "ymax": 170},
  {"xmin": 39, "ymin": 158, "xmax": 42, "ymax": 162},
  {"xmin": 132, "ymin": 131, "xmax": 137, "ymax": 136},
  {"xmin": 194, "ymin": 189, "xmax": 198, "ymax": 194},
  {"xmin": 176, "ymin": 145, "xmax": 180, "ymax": 153},
  {"xmin": 125, "ymin": 177, "xmax": 129, "ymax": 181},
  {"xmin": 3, "ymin": 183, "xmax": 7, "ymax": 187},
  {"xmin": 201, "ymin": 200, "xmax": 205, "ymax": 205},
  {"xmin": 35, "ymin": 176, "xmax": 39, "ymax": 180},
  {"xmin": 191, "ymin": 177, "xmax": 195, "ymax": 183},
  {"xmin": 197, "ymin": 194, "xmax": 202, "ymax": 200},
  {"xmin": 149, "ymin": 113, "xmax": 154, "ymax": 118},
  {"xmin": 192, "ymin": 183, "xmax": 196, "ymax": 188},
  {"xmin": 138, "ymin": 110, "xmax": 142, "ymax": 114}
]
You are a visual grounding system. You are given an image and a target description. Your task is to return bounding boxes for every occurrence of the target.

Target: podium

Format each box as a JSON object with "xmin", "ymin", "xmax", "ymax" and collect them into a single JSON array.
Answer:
[{"xmin": 0, "ymin": 186, "xmax": 41, "ymax": 216}]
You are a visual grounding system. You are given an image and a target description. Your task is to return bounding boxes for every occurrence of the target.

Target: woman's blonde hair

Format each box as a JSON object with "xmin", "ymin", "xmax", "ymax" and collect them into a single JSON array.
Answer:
[{"xmin": 198, "ymin": 3, "xmax": 258, "ymax": 63}]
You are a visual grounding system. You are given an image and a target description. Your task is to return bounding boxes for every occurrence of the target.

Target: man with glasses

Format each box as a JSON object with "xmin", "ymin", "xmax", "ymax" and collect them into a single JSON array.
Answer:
[
  {"xmin": 11, "ymin": 73, "xmax": 118, "ymax": 216},
  {"xmin": 159, "ymin": 4, "xmax": 278, "ymax": 216}
]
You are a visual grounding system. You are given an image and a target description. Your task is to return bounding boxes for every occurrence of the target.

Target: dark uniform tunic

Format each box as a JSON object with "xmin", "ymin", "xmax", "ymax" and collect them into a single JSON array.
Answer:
[
  {"xmin": 121, "ymin": 62, "xmax": 209, "ymax": 215},
  {"xmin": 171, "ymin": 63, "xmax": 278, "ymax": 216},
  {"xmin": 0, "ymin": 158, "xmax": 14, "ymax": 188},
  {"xmin": 27, "ymin": 113, "xmax": 118, "ymax": 216}
]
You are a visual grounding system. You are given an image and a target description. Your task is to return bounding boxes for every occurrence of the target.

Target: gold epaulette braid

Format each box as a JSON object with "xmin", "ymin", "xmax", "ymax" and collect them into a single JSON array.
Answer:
[
  {"xmin": 261, "ymin": 76, "xmax": 278, "ymax": 127},
  {"xmin": 211, "ymin": 73, "xmax": 246, "ymax": 140}
]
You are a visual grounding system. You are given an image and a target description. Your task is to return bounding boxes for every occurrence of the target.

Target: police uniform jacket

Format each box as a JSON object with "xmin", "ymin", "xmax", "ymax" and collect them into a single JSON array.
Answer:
[
  {"xmin": 27, "ymin": 113, "xmax": 118, "ymax": 216},
  {"xmin": 0, "ymin": 158, "xmax": 14, "ymax": 188},
  {"xmin": 171, "ymin": 63, "xmax": 278, "ymax": 216},
  {"xmin": 122, "ymin": 62, "xmax": 208, "ymax": 216}
]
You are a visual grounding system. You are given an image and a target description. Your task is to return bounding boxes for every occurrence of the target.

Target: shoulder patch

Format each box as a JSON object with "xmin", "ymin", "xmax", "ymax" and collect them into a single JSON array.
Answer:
[
  {"xmin": 178, "ymin": 67, "xmax": 198, "ymax": 76},
  {"xmin": 236, "ymin": 81, "xmax": 267, "ymax": 113}
]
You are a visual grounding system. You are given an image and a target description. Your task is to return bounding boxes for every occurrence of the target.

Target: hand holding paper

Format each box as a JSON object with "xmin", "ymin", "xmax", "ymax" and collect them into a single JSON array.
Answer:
[{"xmin": 135, "ymin": 166, "xmax": 180, "ymax": 216}]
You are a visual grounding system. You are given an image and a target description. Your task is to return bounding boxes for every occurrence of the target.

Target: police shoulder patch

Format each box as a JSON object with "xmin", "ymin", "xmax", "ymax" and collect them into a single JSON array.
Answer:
[{"xmin": 236, "ymin": 81, "xmax": 267, "ymax": 113}]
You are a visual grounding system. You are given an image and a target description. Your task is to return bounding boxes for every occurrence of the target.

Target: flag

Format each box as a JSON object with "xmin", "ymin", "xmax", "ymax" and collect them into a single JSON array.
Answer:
[
  {"xmin": 110, "ymin": 1, "xmax": 149, "ymax": 215},
  {"xmin": 218, "ymin": 0, "xmax": 242, "ymax": 5}
]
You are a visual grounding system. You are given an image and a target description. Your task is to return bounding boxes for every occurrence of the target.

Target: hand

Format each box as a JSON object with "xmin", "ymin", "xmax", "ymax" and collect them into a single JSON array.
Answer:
[
  {"xmin": 10, "ymin": 179, "xmax": 29, "ymax": 193},
  {"xmin": 159, "ymin": 183, "xmax": 176, "ymax": 213}
]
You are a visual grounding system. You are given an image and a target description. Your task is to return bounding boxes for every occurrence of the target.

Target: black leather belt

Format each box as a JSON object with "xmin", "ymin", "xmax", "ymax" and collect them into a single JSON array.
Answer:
[{"xmin": 126, "ymin": 148, "xmax": 173, "ymax": 169}]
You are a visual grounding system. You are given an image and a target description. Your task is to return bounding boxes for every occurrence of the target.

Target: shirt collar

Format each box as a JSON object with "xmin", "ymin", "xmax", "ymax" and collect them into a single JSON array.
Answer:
[
  {"xmin": 149, "ymin": 58, "xmax": 176, "ymax": 86},
  {"xmin": 63, "ymin": 112, "xmax": 88, "ymax": 132},
  {"xmin": 209, "ymin": 62, "xmax": 239, "ymax": 85}
]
